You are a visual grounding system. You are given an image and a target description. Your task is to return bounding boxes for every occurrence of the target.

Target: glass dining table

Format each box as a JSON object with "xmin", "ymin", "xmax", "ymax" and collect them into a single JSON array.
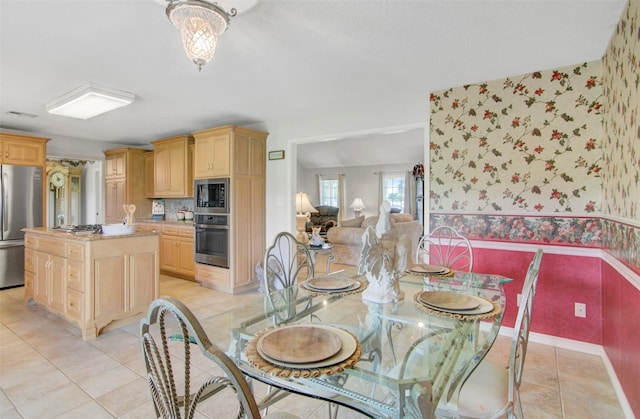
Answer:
[{"xmin": 199, "ymin": 268, "xmax": 513, "ymax": 418}]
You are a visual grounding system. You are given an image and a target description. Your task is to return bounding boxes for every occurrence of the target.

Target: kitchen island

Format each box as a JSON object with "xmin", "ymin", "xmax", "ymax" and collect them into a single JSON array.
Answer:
[{"xmin": 22, "ymin": 227, "xmax": 160, "ymax": 340}]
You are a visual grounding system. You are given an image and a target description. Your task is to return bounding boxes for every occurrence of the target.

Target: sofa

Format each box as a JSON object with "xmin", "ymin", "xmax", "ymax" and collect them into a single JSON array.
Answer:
[
  {"xmin": 305, "ymin": 205, "xmax": 339, "ymax": 236},
  {"xmin": 326, "ymin": 213, "xmax": 423, "ymax": 265}
]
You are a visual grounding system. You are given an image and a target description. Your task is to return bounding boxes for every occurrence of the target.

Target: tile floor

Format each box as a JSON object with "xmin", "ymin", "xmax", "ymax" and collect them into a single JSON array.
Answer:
[{"xmin": 0, "ymin": 272, "xmax": 627, "ymax": 418}]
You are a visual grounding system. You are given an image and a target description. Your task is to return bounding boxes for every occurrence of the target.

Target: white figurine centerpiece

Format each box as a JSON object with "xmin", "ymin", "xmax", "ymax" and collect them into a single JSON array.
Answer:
[{"xmin": 358, "ymin": 201, "xmax": 411, "ymax": 303}]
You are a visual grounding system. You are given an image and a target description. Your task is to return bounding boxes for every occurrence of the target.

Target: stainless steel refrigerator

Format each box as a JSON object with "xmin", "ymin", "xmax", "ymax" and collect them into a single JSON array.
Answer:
[{"xmin": 0, "ymin": 165, "xmax": 43, "ymax": 289}]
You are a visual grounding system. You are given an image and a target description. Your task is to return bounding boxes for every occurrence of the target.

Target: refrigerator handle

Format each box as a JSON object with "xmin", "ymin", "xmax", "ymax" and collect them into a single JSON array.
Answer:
[{"xmin": 1, "ymin": 170, "xmax": 6, "ymax": 232}]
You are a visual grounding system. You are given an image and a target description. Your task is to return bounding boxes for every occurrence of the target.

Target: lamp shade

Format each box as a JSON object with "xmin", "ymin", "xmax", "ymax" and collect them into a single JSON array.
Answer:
[
  {"xmin": 349, "ymin": 198, "xmax": 366, "ymax": 211},
  {"xmin": 295, "ymin": 192, "xmax": 317, "ymax": 214}
]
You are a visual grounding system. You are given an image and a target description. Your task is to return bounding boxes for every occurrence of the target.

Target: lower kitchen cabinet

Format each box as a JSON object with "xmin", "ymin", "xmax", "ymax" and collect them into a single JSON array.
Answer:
[
  {"xmin": 138, "ymin": 222, "xmax": 195, "ymax": 280},
  {"xmin": 23, "ymin": 228, "xmax": 160, "ymax": 340}
]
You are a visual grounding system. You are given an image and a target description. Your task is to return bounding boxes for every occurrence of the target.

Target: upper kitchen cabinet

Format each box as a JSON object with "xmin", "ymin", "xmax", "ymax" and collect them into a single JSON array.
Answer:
[
  {"xmin": 192, "ymin": 125, "xmax": 266, "ymax": 179},
  {"xmin": 103, "ymin": 148, "xmax": 150, "ymax": 224},
  {"xmin": 152, "ymin": 135, "xmax": 194, "ymax": 198},
  {"xmin": 0, "ymin": 132, "xmax": 49, "ymax": 167}
]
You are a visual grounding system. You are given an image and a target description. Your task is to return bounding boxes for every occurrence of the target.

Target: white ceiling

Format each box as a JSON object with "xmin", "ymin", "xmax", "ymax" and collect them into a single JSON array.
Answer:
[{"xmin": 0, "ymin": 0, "xmax": 625, "ymax": 168}]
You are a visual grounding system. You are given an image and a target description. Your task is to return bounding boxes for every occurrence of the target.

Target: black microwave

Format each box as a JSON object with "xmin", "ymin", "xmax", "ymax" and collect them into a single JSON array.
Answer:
[{"xmin": 194, "ymin": 178, "xmax": 229, "ymax": 214}]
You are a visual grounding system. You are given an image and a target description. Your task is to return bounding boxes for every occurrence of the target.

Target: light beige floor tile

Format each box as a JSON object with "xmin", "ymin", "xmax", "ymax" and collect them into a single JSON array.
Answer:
[
  {"xmin": 520, "ymin": 381, "xmax": 563, "ymax": 418},
  {"xmin": 0, "ymin": 389, "xmax": 15, "ymax": 413},
  {"xmin": 75, "ymin": 365, "xmax": 140, "ymax": 399},
  {"xmin": 4, "ymin": 370, "xmax": 71, "ymax": 407},
  {"xmin": 1, "ymin": 407, "xmax": 22, "ymax": 419},
  {"xmin": 96, "ymin": 377, "xmax": 151, "ymax": 417},
  {"xmin": 16, "ymin": 381, "xmax": 92, "ymax": 419},
  {"xmin": 117, "ymin": 400, "xmax": 156, "ymax": 418},
  {"xmin": 60, "ymin": 353, "xmax": 122, "ymax": 382},
  {"xmin": 53, "ymin": 400, "xmax": 114, "ymax": 418}
]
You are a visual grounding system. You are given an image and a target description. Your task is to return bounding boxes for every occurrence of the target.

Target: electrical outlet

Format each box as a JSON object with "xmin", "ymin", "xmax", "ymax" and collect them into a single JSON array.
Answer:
[
  {"xmin": 575, "ymin": 302, "xmax": 586, "ymax": 318},
  {"xmin": 517, "ymin": 293, "xmax": 522, "ymax": 307}
]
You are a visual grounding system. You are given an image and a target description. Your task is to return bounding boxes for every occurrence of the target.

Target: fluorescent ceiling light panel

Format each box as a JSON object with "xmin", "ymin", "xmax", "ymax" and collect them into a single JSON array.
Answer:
[{"xmin": 46, "ymin": 83, "xmax": 135, "ymax": 120}]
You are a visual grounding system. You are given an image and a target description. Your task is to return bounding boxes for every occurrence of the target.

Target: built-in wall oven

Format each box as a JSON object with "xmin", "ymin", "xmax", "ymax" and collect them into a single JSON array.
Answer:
[
  {"xmin": 195, "ymin": 177, "xmax": 229, "ymax": 214},
  {"xmin": 194, "ymin": 213, "xmax": 229, "ymax": 268}
]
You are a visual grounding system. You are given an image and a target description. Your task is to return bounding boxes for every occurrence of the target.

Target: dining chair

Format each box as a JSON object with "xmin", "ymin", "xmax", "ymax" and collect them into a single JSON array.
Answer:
[
  {"xmin": 453, "ymin": 250, "xmax": 543, "ymax": 419},
  {"xmin": 416, "ymin": 225, "xmax": 474, "ymax": 272},
  {"xmin": 140, "ymin": 296, "xmax": 298, "ymax": 419},
  {"xmin": 396, "ymin": 250, "xmax": 543, "ymax": 418},
  {"xmin": 263, "ymin": 232, "xmax": 315, "ymax": 293}
]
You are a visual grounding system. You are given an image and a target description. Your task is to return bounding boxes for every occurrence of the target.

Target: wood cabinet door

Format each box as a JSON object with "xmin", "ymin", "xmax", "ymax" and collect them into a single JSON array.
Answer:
[
  {"xmin": 154, "ymin": 143, "xmax": 170, "ymax": 195},
  {"xmin": 93, "ymin": 256, "xmax": 125, "ymax": 321},
  {"xmin": 166, "ymin": 141, "xmax": 186, "ymax": 196},
  {"xmin": 129, "ymin": 251, "xmax": 157, "ymax": 310},
  {"xmin": 194, "ymin": 132, "xmax": 230, "ymax": 178},
  {"xmin": 105, "ymin": 179, "xmax": 126, "ymax": 224},
  {"xmin": 194, "ymin": 136, "xmax": 215, "ymax": 179},
  {"xmin": 49, "ymin": 255, "xmax": 66, "ymax": 313},
  {"xmin": 160, "ymin": 235, "xmax": 179, "ymax": 272},
  {"xmin": 34, "ymin": 252, "xmax": 49, "ymax": 304},
  {"xmin": 105, "ymin": 152, "xmax": 125, "ymax": 178},
  {"xmin": 178, "ymin": 237, "xmax": 195, "ymax": 277},
  {"xmin": 0, "ymin": 137, "xmax": 46, "ymax": 166}
]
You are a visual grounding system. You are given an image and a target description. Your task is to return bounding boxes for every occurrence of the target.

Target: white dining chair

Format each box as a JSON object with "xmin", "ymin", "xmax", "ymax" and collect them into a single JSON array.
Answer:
[
  {"xmin": 416, "ymin": 225, "xmax": 474, "ymax": 272},
  {"xmin": 454, "ymin": 250, "xmax": 543, "ymax": 418},
  {"xmin": 140, "ymin": 296, "xmax": 298, "ymax": 419}
]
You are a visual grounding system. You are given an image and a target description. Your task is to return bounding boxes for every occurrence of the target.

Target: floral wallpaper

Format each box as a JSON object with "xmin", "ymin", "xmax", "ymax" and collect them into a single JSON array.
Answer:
[
  {"xmin": 428, "ymin": 1, "xmax": 640, "ymax": 274},
  {"xmin": 602, "ymin": 0, "xmax": 639, "ymax": 221},
  {"xmin": 430, "ymin": 61, "xmax": 603, "ymax": 214}
]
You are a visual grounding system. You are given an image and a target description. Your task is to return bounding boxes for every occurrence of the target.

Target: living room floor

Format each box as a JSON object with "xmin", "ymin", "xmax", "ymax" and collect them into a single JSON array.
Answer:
[{"xmin": 0, "ymin": 262, "xmax": 627, "ymax": 418}]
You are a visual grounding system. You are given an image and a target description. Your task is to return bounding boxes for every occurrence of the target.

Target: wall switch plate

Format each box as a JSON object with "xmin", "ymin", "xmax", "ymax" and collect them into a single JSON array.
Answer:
[
  {"xmin": 517, "ymin": 293, "xmax": 522, "ymax": 307},
  {"xmin": 575, "ymin": 302, "xmax": 587, "ymax": 318}
]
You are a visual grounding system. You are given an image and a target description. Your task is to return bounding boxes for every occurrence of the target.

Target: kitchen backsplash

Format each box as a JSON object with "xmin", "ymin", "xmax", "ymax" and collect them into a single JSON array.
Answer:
[{"xmin": 162, "ymin": 198, "xmax": 194, "ymax": 220}]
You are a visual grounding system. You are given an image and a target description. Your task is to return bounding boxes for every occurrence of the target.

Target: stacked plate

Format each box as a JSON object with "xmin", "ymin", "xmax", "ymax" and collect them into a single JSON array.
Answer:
[
  {"xmin": 416, "ymin": 290, "xmax": 494, "ymax": 315},
  {"xmin": 301, "ymin": 276, "xmax": 360, "ymax": 293},
  {"xmin": 408, "ymin": 264, "xmax": 451, "ymax": 276},
  {"xmin": 256, "ymin": 324, "xmax": 358, "ymax": 369}
]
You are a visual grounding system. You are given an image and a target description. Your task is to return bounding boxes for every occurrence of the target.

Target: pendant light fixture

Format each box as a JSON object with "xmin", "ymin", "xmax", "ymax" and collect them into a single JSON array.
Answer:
[{"xmin": 166, "ymin": 0, "xmax": 237, "ymax": 71}]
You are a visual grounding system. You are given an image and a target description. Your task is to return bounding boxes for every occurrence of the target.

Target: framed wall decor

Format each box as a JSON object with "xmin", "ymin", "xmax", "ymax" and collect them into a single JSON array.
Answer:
[{"xmin": 269, "ymin": 150, "xmax": 285, "ymax": 160}]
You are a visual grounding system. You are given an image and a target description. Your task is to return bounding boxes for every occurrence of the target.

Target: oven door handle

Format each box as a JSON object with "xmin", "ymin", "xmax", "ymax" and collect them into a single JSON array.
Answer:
[{"xmin": 195, "ymin": 224, "xmax": 229, "ymax": 230}]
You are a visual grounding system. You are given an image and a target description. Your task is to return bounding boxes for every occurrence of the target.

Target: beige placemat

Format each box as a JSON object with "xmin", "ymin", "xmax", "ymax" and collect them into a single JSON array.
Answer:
[
  {"xmin": 246, "ymin": 325, "xmax": 362, "ymax": 378},
  {"xmin": 298, "ymin": 278, "xmax": 367, "ymax": 297},
  {"xmin": 412, "ymin": 292, "xmax": 502, "ymax": 321}
]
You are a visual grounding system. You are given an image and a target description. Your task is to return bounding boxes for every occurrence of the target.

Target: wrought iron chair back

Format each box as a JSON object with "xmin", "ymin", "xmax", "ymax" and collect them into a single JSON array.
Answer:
[
  {"xmin": 140, "ymin": 297, "xmax": 262, "ymax": 419},
  {"xmin": 264, "ymin": 232, "xmax": 314, "ymax": 293},
  {"xmin": 416, "ymin": 226, "xmax": 473, "ymax": 272}
]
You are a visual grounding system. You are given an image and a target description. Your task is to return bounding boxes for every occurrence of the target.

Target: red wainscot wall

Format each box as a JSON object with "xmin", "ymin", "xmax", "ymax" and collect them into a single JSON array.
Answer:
[
  {"xmin": 602, "ymin": 260, "xmax": 640, "ymax": 417},
  {"xmin": 471, "ymin": 246, "xmax": 602, "ymax": 344}
]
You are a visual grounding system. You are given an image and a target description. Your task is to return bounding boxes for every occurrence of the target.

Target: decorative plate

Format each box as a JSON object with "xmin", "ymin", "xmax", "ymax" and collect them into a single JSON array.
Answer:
[
  {"xmin": 256, "ymin": 325, "xmax": 357, "ymax": 369},
  {"xmin": 417, "ymin": 291, "xmax": 494, "ymax": 315},
  {"xmin": 409, "ymin": 264, "xmax": 451, "ymax": 275},
  {"xmin": 305, "ymin": 276, "xmax": 356, "ymax": 291},
  {"xmin": 258, "ymin": 324, "xmax": 342, "ymax": 364}
]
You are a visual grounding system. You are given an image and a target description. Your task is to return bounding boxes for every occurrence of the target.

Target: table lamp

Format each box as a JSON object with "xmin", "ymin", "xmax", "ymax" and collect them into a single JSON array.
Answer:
[
  {"xmin": 349, "ymin": 197, "xmax": 366, "ymax": 217},
  {"xmin": 295, "ymin": 192, "xmax": 317, "ymax": 244}
]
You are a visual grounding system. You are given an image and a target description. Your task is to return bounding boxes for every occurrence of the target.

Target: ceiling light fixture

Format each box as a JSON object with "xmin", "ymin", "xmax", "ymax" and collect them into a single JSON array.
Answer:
[
  {"xmin": 46, "ymin": 83, "xmax": 135, "ymax": 120},
  {"xmin": 166, "ymin": 0, "xmax": 236, "ymax": 71}
]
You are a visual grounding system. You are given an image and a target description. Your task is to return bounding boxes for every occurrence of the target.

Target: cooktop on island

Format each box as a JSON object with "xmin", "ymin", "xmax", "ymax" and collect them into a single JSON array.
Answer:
[{"xmin": 53, "ymin": 224, "xmax": 103, "ymax": 235}]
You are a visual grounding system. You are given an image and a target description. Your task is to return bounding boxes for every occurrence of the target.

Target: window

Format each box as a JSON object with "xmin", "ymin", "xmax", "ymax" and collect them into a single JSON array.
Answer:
[
  {"xmin": 318, "ymin": 175, "xmax": 339, "ymax": 207},
  {"xmin": 381, "ymin": 172, "xmax": 405, "ymax": 212}
]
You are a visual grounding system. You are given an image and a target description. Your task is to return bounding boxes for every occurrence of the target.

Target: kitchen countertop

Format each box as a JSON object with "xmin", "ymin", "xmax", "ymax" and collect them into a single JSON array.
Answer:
[
  {"xmin": 137, "ymin": 219, "xmax": 194, "ymax": 226},
  {"xmin": 22, "ymin": 227, "xmax": 161, "ymax": 241}
]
